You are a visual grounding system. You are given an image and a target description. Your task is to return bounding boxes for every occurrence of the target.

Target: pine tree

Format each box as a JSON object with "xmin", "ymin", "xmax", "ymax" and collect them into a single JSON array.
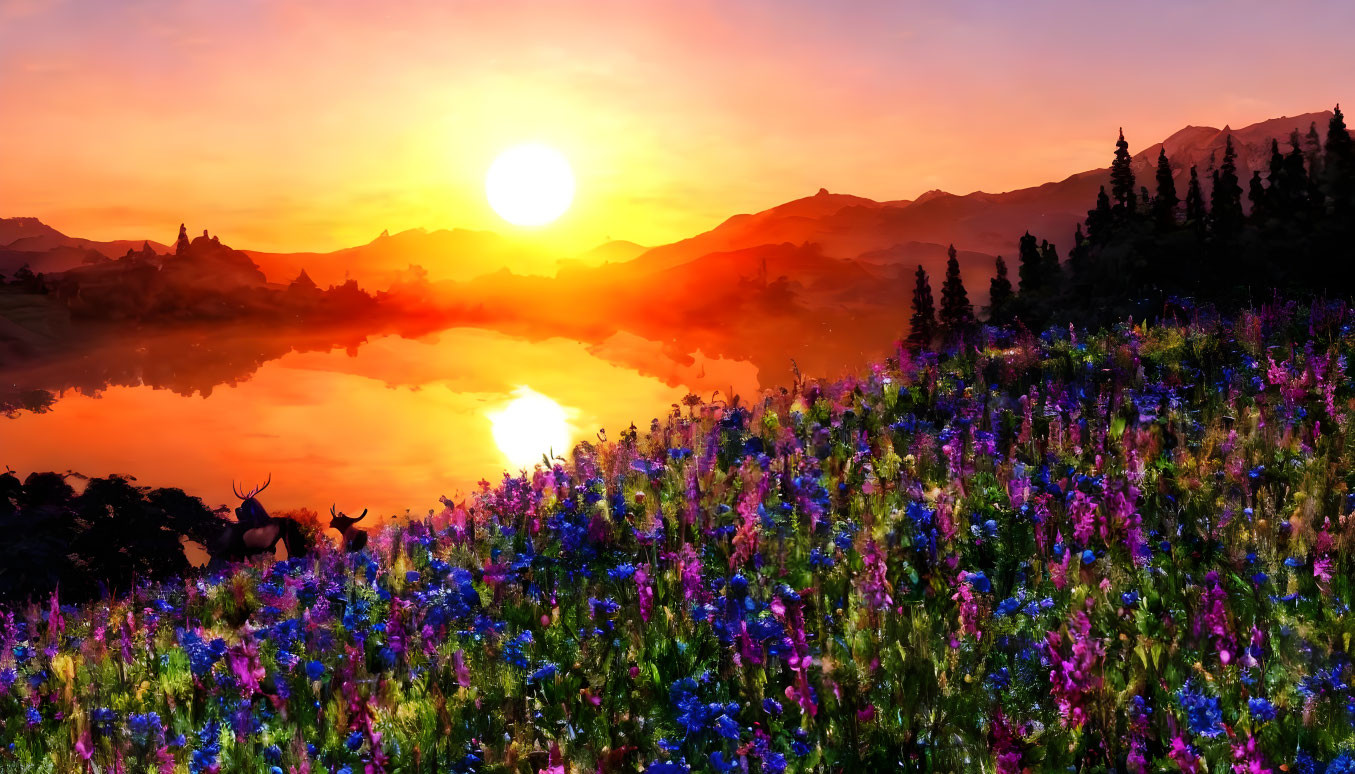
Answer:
[
  {"xmin": 1152, "ymin": 148, "xmax": 1178, "ymax": 227},
  {"xmin": 1086, "ymin": 187, "xmax": 1113, "ymax": 244},
  {"xmin": 1305, "ymin": 121, "xmax": 1324, "ymax": 179},
  {"xmin": 1110, "ymin": 128, "xmax": 1137, "ymax": 212},
  {"xmin": 1039, "ymin": 239, "xmax": 1060, "ymax": 289},
  {"xmin": 1185, "ymin": 165, "xmax": 1207, "ymax": 233},
  {"xmin": 987, "ymin": 255, "xmax": 1013, "ymax": 323},
  {"xmin": 907, "ymin": 265, "xmax": 936, "ymax": 350},
  {"xmin": 1283, "ymin": 132, "xmax": 1312, "ymax": 216},
  {"xmin": 938, "ymin": 245, "xmax": 975, "ymax": 339},
  {"xmin": 1323, "ymin": 104, "xmax": 1354, "ymax": 215},
  {"xmin": 1068, "ymin": 223, "xmax": 1089, "ymax": 283},
  {"xmin": 1265, "ymin": 139, "xmax": 1287, "ymax": 221},
  {"xmin": 1210, "ymin": 136, "xmax": 1243, "ymax": 238},
  {"xmin": 175, "ymin": 223, "xmax": 190, "ymax": 255},
  {"xmin": 1017, "ymin": 232, "xmax": 1043, "ymax": 294},
  {"xmin": 1248, "ymin": 170, "xmax": 1267, "ymax": 220}
]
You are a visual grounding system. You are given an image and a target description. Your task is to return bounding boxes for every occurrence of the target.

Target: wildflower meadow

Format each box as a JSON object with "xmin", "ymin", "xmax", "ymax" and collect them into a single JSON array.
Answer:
[{"xmin": 7, "ymin": 300, "xmax": 1355, "ymax": 772}]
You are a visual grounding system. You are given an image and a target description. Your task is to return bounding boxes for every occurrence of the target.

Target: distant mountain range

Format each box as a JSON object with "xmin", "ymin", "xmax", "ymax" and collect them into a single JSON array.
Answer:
[
  {"xmin": 0, "ymin": 217, "xmax": 171, "ymax": 277},
  {"xmin": 1, "ymin": 107, "xmax": 1343, "ymax": 402},
  {"xmin": 3, "ymin": 108, "xmax": 1335, "ymax": 297}
]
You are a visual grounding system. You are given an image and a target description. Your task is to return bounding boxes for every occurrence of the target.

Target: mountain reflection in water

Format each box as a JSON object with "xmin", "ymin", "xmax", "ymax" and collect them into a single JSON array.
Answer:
[{"xmin": 0, "ymin": 325, "xmax": 760, "ymax": 518}]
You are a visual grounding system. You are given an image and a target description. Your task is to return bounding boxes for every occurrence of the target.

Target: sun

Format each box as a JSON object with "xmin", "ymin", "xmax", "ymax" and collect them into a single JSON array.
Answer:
[
  {"xmin": 485, "ymin": 144, "xmax": 575, "ymax": 227},
  {"xmin": 487, "ymin": 386, "xmax": 573, "ymax": 469}
]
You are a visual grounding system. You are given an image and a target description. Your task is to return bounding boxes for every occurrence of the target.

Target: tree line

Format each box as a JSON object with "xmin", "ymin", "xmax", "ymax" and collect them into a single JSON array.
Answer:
[
  {"xmin": 909, "ymin": 104, "xmax": 1355, "ymax": 346},
  {"xmin": 0, "ymin": 470, "xmax": 228, "ymax": 604}
]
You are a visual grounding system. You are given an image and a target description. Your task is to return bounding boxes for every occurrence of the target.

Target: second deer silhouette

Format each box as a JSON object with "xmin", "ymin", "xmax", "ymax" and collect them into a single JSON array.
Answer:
[{"xmin": 329, "ymin": 504, "xmax": 368, "ymax": 553}]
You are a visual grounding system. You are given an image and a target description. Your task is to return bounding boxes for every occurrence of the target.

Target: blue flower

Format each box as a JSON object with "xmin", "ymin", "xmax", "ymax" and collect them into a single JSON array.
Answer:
[
  {"xmin": 346, "ymin": 730, "xmax": 365, "ymax": 751},
  {"xmin": 715, "ymin": 713, "xmax": 740, "ymax": 740},
  {"xmin": 127, "ymin": 712, "xmax": 163, "ymax": 748},
  {"xmin": 763, "ymin": 698, "xmax": 783, "ymax": 715},
  {"xmin": 1248, "ymin": 697, "xmax": 1276, "ymax": 721},
  {"xmin": 305, "ymin": 660, "xmax": 326, "ymax": 681},
  {"xmin": 91, "ymin": 707, "xmax": 116, "ymax": 736},
  {"xmin": 966, "ymin": 571, "xmax": 992, "ymax": 593},
  {"xmin": 1121, "ymin": 591, "xmax": 1139, "ymax": 607},
  {"xmin": 189, "ymin": 720, "xmax": 221, "ymax": 774},
  {"xmin": 503, "ymin": 631, "xmax": 533, "ymax": 669},
  {"xmin": 710, "ymin": 752, "xmax": 739, "ymax": 773},
  {"xmin": 1178, "ymin": 682, "xmax": 1223, "ymax": 737},
  {"xmin": 1081, "ymin": 549, "xmax": 1096, "ymax": 565}
]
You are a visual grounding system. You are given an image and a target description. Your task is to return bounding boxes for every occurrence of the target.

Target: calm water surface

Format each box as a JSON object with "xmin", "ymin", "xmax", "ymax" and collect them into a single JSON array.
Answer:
[{"xmin": 0, "ymin": 327, "xmax": 759, "ymax": 518}]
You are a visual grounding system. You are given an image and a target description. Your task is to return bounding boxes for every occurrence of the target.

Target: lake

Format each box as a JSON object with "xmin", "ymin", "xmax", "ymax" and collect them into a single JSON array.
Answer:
[{"xmin": 0, "ymin": 326, "xmax": 761, "ymax": 519}]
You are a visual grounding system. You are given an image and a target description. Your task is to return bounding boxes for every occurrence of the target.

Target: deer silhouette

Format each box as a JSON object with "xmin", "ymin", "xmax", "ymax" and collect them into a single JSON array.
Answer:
[
  {"xmin": 329, "ymin": 504, "xmax": 368, "ymax": 553},
  {"xmin": 210, "ymin": 475, "xmax": 311, "ymax": 561}
]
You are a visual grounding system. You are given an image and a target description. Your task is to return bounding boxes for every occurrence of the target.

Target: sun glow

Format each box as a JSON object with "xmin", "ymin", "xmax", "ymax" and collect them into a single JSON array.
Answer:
[
  {"xmin": 485, "ymin": 144, "xmax": 575, "ymax": 227},
  {"xmin": 487, "ymin": 386, "xmax": 573, "ymax": 469}
]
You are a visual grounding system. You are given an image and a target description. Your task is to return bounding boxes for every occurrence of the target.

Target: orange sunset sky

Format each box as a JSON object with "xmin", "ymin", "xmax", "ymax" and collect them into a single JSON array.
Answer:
[{"xmin": 2, "ymin": 0, "xmax": 1353, "ymax": 255}]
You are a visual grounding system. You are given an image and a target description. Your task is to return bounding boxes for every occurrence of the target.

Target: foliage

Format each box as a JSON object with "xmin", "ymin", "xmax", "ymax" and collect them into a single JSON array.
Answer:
[
  {"xmin": 0, "ymin": 472, "xmax": 226, "ymax": 604},
  {"xmin": 1003, "ymin": 105, "xmax": 1355, "ymax": 330},
  {"xmin": 6, "ymin": 300, "xmax": 1355, "ymax": 771}
]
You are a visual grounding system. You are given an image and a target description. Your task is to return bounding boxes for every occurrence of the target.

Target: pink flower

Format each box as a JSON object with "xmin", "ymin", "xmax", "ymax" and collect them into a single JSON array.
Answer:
[
  {"xmin": 634, "ymin": 566, "xmax": 653, "ymax": 623},
  {"xmin": 1229, "ymin": 734, "xmax": 1273, "ymax": 774},
  {"xmin": 859, "ymin": 540, "xmax": 894, "ymax": 611},
  {"xmin": 1315, "ymin": 556, "xmax": 1334, "ymax": 592},
  {"xmin": 452, "ymin": 649, "xmax": 471, "ymax": 687},
  {"xmin": 542, "ymin": 741, "xmax": 566, "ymax": 774},
  {"xmin": 1168, "ymin": 736, "xmax": 1202, "ymax": 774},
  {"xmin": 1044, "ymin": 605, "xmax": 1104, "ymax": 729},
  {"xmin": 226, "ymin": 640, "xmax": 265, "ymax": 697},
  {"xmin": 75, "ymin": 727, "xmax": 93, "ymax": 761}
]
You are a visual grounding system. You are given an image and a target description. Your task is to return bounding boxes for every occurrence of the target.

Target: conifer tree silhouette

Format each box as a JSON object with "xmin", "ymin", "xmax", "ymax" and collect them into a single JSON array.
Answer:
[
  {"xmin": 938, "ymin": 244, "xmax": 975, "ymax": 338},
  {"xmin": 907, "ymin": 265, "xmax": 936, "ymax": 350}
]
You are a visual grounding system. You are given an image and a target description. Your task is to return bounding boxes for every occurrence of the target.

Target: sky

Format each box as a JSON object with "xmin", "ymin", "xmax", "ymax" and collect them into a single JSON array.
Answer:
[{"xmin": 2, "ymin": 0, "xmax": 1353, "ymax": 256}]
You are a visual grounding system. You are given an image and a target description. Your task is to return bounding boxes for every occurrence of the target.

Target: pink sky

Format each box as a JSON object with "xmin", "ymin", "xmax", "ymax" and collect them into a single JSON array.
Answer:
[{"xmin": 1, "ymin": 0, "xmax": 1351, "ymax": 254}]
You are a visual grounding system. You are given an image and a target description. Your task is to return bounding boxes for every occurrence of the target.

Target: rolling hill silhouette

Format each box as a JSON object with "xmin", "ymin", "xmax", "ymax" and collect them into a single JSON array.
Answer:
[{"xmin": 5, "ymin": 109, "xmax": 1335, "ymax": 295}]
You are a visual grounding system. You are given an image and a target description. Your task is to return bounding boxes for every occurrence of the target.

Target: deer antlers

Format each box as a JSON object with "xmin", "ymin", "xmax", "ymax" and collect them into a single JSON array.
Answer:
[
  {"xmin": 232, "ymin": 473, "xmax": 272, "ymax": 500},
  {"xmin": 330, "ymin": 505, "xmax": 368, "ymax": 523}
]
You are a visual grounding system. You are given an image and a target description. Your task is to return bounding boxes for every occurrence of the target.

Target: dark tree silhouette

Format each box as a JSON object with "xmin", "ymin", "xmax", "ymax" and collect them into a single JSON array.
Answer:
[
  {"xmin": 992, "ymin": 115, "xmax": 1355, "ymax": 333},
  {"xmin": 907, "ymin": 265, "xmax": 936, "ymax": 350},
  {"xmin": 1305, "ymin": 121, "xmax": 1325, "ymax": 180},
  {"xmin": 1324, "ymin": 104, "xmax": 1354, "ymax": 217},
  {"xmin": 1185, "ymin": 165, "xmax": 1207, "ymax": 234},
  {"xmin": 0, "ymin": 471, "xmax": 228, "ymax": 604},
  {"xmin": 1039, "ymin": 239, "xmax": 1060, "ymax": 284},
  {"xmin": 1248, "ymin": 170, "xmax": 1267, "ymax": 220},
  {"xmin": 1086, "ymin": 187, "xmax": 1112, "ymax": 245},
  {"xmin": 938, "ymin": 244, "xmax": 975, "ymax": 339},
  {"xmin": 1017, "ymin": 232, "xmax": 1043, "ymax": 293},
  {"xmin": 1153, "ymin": 148, "xmax": 1178, "ymax": 227},
  {"xmin": 1210, "ymin": 136, "xmax": 1244, "ymax": 240},
  {"xmin": 1282, "ymin": 133, "xmax": 1313, "ymax": 218},
  {"xmin": 987, "ymin": 255, "xmax": 1013, "ymax": 323},
  {"xmin": 1110, "ymin": 129, "xmax": 1137, "ymax": 212}
]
